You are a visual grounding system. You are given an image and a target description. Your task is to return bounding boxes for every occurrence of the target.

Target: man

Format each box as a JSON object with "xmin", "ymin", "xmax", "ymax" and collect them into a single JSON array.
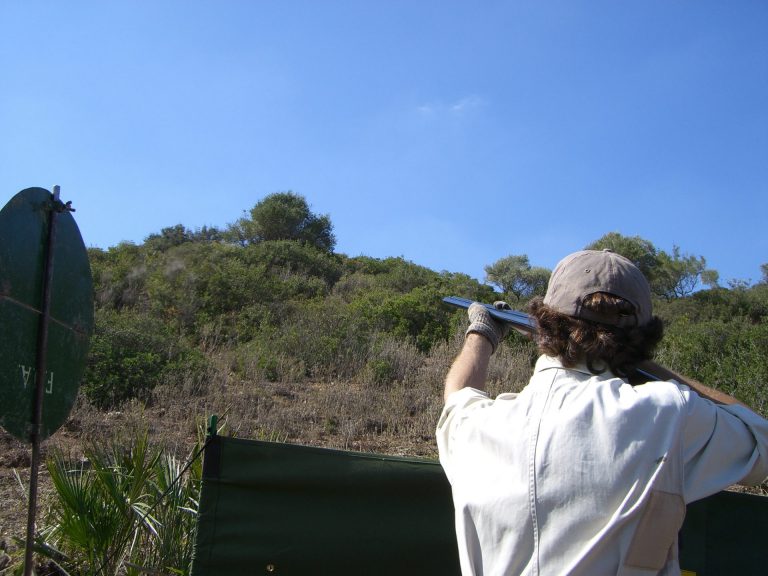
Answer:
[{"xmin": 437, "ymin": 249, "xmax": 768, "ymax": 575}]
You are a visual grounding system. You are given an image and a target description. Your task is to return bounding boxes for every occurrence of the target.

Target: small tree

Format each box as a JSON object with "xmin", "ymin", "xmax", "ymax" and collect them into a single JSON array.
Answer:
[
  {"xmin": 227, "ymin": 192, "xmax": 336, "ymax": 252},
  {"xmin": 653, "ymin": 246, "xmax": 715, "ymax": 300},
  {"xmin": 144, "ymin": 224, "xmax": 192, "ymax": 252},
  {"xmin": 761, "ymin": 263, "xmax": 768, "ymax": 284},
  {"xmin": 484, "ymin": 254, "xmax": 550, "ymax": 301},
  {"xmin": 190, "ymin": 224, "xmax": 224, "ymax": 243}
]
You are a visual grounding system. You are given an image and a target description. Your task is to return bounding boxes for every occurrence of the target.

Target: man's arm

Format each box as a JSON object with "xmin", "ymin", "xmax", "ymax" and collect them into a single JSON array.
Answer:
[
  {"xmin": 638, "ymin": 360, "xmax": 748, "ymax": 408},
  {"xmin": 443, "ymin": 301, "xmax": 510, "ymax": 403},
  {"xmin": 444, "ymin": 333, "xmax": 494, "ymax": 402}
]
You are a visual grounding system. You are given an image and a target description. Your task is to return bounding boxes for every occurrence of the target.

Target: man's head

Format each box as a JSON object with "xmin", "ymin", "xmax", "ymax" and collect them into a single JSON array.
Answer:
[
  {"xmin": 543, "ymin": 249, "xmax": 652, "ymax": 327},
  {"xmin": 528, "ymin": 249, "xmax": 662, "ymax": 377}
]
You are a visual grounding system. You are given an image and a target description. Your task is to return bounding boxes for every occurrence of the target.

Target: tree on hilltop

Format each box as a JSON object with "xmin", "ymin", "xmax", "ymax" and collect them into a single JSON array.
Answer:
[
  {"xmin": 145, "ymin": 224, "xmax": 224, "ymax": 252},
  {"xmin": 144, "ymin": 224, "xmax": 192, "ymax": 252},
  {"xmin": 227, "ymin": 192, "xmax": 336, "ymax": 252}
]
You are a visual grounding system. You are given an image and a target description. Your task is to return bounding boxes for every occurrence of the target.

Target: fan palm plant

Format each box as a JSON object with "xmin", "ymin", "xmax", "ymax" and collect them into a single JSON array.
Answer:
[{"xmin": 35, "ymin": 432, "xmax": 202, "ymax": 575}]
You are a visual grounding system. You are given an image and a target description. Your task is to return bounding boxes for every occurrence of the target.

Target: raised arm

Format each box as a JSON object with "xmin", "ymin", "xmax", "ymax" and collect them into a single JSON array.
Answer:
[
  {"xmin": 444, "ymin": 334, "xmax": 493, "ymax": 402},
  {"xmin": 444, "ymin": 302, "xmax": 509, "ymax": 402}
]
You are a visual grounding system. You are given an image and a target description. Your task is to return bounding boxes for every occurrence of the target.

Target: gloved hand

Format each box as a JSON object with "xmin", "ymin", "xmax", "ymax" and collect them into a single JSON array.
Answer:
[{"xmin": 465, "ymin": 301, "xmax": 512, "ymax": 353}]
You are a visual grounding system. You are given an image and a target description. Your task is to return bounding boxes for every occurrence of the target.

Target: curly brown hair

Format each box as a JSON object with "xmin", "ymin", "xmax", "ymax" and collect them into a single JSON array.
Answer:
[{"xmin": 527, "ymin": 293, "xmax": 664, "ymax": 378}]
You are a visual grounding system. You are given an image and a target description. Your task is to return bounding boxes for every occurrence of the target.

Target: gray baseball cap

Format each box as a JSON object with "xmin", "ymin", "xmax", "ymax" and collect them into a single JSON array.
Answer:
[{"xmin": 543, "ymin": 249, "xmax": 652, "ymax": 327}]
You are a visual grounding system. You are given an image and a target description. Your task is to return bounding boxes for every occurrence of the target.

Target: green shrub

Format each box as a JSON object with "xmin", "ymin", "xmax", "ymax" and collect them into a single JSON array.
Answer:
[
  {"xmin": 89, "ymin": 243, "xmax": 148, "ymax": 311},
  {"xmin": 38, "ymin": 432, "xmax": 202, "ymax": 575},
  {"xmin": 84, "ymin": 309, "xmax": 209, "ymax": 408},
  {"xmin": 365, "ymin": 358, "xmax": 397, "ymax": 386},
  {"xmin": 656, "ymin": 317, "xmax": 768, "ymax": 414}
]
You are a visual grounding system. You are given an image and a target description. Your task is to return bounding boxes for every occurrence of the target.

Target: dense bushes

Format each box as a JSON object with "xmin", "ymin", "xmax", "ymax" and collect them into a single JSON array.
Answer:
[
  {"xmin": 651, "ymin": 283, "xmax": 768, "ymax": 410},
  {"xmin": 657, "ymin": 318, "xmax": 768, "ymax": 412},
  {"xmin": 83, "ymin": 208, "xmax": 768, "ymax": 414},
  {"xmin": 83, "ymin": 309, "xmax": 208, "ymax": 408},
  {"xmin": 84, "ymin": 237, "xmax": 495, "ymax": 407}
]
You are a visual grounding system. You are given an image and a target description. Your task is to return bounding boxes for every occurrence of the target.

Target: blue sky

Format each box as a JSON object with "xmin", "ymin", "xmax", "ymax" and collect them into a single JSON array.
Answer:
[{"xmin": 2, "ymin": 1, "xmax": 766, "ymax": 285}]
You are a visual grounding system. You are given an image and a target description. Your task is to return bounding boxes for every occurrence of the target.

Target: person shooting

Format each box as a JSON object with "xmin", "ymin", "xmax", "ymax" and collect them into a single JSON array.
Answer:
[{"xmin": 438, "ymin": 249, "xmax": 768, "ymax": 575}]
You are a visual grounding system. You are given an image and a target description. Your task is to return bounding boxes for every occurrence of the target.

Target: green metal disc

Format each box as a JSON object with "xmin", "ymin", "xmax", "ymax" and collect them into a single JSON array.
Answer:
[{"xmin": 0, "ymin": 187, "xmax": 94, "ymax": 442}]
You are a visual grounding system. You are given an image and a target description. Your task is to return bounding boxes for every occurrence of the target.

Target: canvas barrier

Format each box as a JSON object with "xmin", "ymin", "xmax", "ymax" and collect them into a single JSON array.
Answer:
[
  {"xmin": 191, "ymin": 434, "xmax": 767, "ymax": 576},
  {"xmin": 191, "ymin": 434, "xmax": 461, "ymax": 575}
]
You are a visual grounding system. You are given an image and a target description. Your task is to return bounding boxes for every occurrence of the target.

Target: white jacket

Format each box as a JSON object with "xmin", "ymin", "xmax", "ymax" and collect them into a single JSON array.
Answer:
[{"xmin": 437, "ymin": 355, "xmax": 768, "ymax": 576}]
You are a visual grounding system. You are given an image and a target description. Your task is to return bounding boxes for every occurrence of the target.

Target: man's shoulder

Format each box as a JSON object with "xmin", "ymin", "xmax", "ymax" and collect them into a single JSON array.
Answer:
[
  {"xmin": 441, "ymin": 386, "xmax": 492, "ymax": 413},
  {"xmin": 618, "ymin": 378, "xmax": 688, "ymax": 417}
]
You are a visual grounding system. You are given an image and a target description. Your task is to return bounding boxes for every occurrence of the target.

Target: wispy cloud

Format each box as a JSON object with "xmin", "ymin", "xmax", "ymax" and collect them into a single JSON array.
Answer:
[
  {"xmin": 451, "ymin": 95, "xmax": 485, "ymax": 112},
  {"xmin": 417, "ymin": 95, "xmax": 487, "ymax": 116}
]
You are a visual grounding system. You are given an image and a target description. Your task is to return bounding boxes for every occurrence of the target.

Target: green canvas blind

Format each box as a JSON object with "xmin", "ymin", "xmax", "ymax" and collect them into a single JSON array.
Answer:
[
  {"xmin": 191, "ymin": 435, "xmax": 461, "ymax": 575},
  {"xmin": 191, "ymin": 434, "xmax": 768, "ymax": 575}
]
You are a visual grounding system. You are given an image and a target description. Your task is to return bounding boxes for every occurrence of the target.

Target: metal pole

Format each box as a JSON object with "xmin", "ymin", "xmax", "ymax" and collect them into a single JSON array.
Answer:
[{"xmin": 23, "ymin": 185, "xmax": 62, "ymax": 576}]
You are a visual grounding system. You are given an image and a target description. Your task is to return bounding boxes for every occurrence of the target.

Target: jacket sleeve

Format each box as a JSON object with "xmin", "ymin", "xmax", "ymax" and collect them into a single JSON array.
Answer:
[
  {"xmin": 436, "ymin": 387, "xmax": 492, "ymax": 482},
  {"xmin": 679, "ymin": 387, "xmax": 768, "ymax": 503}
]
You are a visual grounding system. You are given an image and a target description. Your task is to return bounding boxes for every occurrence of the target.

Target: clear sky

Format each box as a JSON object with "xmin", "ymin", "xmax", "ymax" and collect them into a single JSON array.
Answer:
[{"xmin": 2, "ymin": 1, "xmax": 766, "ymax": 285}]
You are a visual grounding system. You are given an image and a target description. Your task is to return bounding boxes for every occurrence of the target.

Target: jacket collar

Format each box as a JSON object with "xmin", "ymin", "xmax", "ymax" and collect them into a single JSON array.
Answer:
[{"xmin": 534, "ymin": 355, "xmax": 616, "ymax": 379}]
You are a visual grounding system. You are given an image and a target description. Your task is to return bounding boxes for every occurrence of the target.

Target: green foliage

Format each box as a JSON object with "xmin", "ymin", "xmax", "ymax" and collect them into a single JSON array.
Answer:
[
  {"xmin": 144, "ymin": 224, "xmax": 225, "ymax": 253},
  {"xmin": 653, "ymin": 245, "xmax": 714, "ymax": 300},
  {"xmin": 148, "ymin": 240, "xmax": 341, "ymax": 322},
  {"xmin": 751, "ymin": 284, "xmax": 768, "ymax": 319},
  {"xmin": 656, "ymin": 317, "xmax": 768, "ymax": 412},
  {"xmin": 247, "ymin": 239, "xmax": 343, "ymax": 289},
  {"xmin": 267, "ymin": 297, "xmax": 365, "ymax": 378},
  {"xmin": 338, "ymin": 260, "xmax": 495, "ymax": 354},
  {"xmin": 368, "ymin": 286, "xmax": 453, "ymax": 352},
  {"xmin": 484, "ymin": 254, "xmax": 550, "ymax": 301},
  {"xmin": 38, "ymin": 432, "xmax": 202, "ymax": 575},
  {"xmin": 655, "ymin": 284, "xmax": 768, "ymax": 325},
  {"xmin": 83, "ymin": 309, "xmax": 207, "ymax": 409},
  {"xmin": 365, "ymin": 358, "xmax": 398, "ymax": 386},
  {"xmin": 144, "ymin": 224, "xmax": 193, "ymax": 253},
  {"xmin": 84, "ymin": 310, "xmax": 169, "ymax": 408},
  {"xmin": 198, "ymin": 254, "xmax": 496, "ymax": 384},
  {"xmin": 227, "ymin": 191, "xmax": 335, "ymax": 252},
  {"xmin": 89, "ymin": 243, "xmax": 148, "ymax": 310},
  {"xmin": 338, "ymin": 256, "xmax": 438, "ymax": 294}
]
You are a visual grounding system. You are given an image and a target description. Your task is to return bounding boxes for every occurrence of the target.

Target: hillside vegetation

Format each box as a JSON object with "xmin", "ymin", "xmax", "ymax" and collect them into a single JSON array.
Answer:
[{"xmin": 82, "ymin": 193, "xmax": 768, "ymax": 416}]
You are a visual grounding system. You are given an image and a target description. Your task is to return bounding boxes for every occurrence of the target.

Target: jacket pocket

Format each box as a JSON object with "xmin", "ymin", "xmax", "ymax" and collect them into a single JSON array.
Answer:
[{"xmin": 625, "ymin": 490, "xmax": 686, "ymax": 571}]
